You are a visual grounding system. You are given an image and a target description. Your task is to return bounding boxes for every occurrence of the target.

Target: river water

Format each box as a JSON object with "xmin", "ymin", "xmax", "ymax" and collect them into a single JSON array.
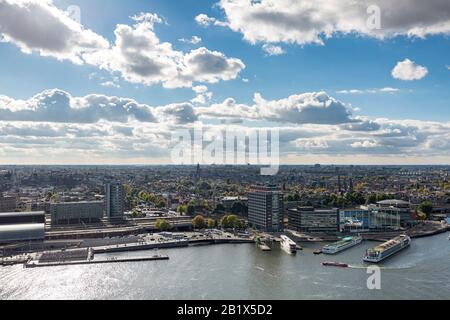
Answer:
[{"xmin": 1, "ymin": 232, "xmax": 449, "ymax": 300}]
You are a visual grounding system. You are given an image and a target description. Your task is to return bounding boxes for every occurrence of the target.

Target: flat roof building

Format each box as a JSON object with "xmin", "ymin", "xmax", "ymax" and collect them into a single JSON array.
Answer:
[
  {"xmin": 50, "ymin": 201, "xmax": 104, "ymax": 225},
  {"xmin": 105, "ymin": 182, "xmax": 125, "ymax": 219},
  {"xmin": 288, "ymin": 207, "xmax": 340, "ymax": 233},
  {"xmin": 0, "ymin": 211, "xmax": 46, "ymax": 244},
  {"xmin": 248, "ymin": 185, "xmax": 283, "ymax": 232}
]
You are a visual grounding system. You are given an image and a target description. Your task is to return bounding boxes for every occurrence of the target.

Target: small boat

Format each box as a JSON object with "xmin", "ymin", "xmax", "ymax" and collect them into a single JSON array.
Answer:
[
  {"xmin": 280, "ymin": 235, "xmax": 297, "ymax": 255},
  {"xmin": 313, "ymin": 250, "xmax": 323, "ymax": 255},
  {"xmin": 322, "ymin": 261, "xmax": 349, "ymax": 268}
]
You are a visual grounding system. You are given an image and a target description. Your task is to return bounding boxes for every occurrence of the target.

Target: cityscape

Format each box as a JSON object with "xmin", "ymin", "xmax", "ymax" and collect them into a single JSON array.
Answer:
[{"xmin": 1, "ymin": 0, "xmax": 450, "ymax": 303}]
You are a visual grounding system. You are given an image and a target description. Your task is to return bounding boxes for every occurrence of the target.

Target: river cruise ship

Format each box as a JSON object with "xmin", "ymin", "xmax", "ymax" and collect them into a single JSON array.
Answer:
[{"xmin": 363, "ymin": 235, "xmax": 411, "ymax": 263}]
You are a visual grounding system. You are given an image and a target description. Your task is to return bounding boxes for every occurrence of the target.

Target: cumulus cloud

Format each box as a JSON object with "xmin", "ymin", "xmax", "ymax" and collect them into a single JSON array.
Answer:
[
  {"xmin": 205, "ymin": 0, "xmax": 450, "ymax": 46},
  {"xmin": 391, "ymin": 59, "xmax": 428, "ymax": 81},
  {"xmin": 0, "ymin": 89, "xmax": 201, "ymax": 124},
  {"xmin": 1, "ymin": 89, "xmax": 450, "ymax": 164},
  {"xmin": 0, "ymin": 2, "xmax": 245, "ymax": 88},
  {"xmin": 0, "ymin": 0, "xmax": 109, "ymax": 64},
  {"xmin": 198, "ymin": 91, "xmax": 356, "ymax": 125},
  {"xmin": 83, "ymin": 15, "xmax": 245, "ymax": 88}
]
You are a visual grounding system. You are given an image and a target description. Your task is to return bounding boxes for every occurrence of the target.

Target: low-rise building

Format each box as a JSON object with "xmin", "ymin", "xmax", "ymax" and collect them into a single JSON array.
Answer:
[
  {"xmin": 288, "ymin": 207, "xmax": 340, "ymax": 233},
  {"xmin": 0, "ymin": 194, "xmax": 17, "ymax": 213}
]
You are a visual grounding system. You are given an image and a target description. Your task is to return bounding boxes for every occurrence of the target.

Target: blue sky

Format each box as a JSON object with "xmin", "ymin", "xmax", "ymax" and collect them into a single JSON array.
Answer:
[{"xmin": 0, "ymin": 0, "xmax": 449, "ymax": 164}]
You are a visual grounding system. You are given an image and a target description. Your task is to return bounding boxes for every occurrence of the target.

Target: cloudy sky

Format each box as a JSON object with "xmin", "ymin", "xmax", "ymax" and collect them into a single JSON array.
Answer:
[{"xmin": 0, "ymin": 0, "xmax": 449, "ymax": 165}]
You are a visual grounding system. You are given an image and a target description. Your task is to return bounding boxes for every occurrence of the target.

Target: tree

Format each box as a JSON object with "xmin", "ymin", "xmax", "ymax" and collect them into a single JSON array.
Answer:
[
  {"xmin": 207, "ymin": 219, "xmax": 216, "ymax": 229},
  {"xmin": 192, "ymin": 215, "xmax": 207, "ymax": 229},
  {"xmin": 187, "ymin": 204, "xmax": 196, "ymax": 216},
  {"xmin": 155, "ymin": 219, "xmax": 173, "ymax": 232},
  {"xmin": 220, "ymin": 214, "xmax": 244, "ymax": 229},
  {"xmin": 418, "ymin": 201, "xmax": 433, "ymax": 219}
]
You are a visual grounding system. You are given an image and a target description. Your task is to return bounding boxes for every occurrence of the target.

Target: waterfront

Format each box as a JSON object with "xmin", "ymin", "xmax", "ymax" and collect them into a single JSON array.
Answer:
[{"xmin": 1, "ymin": 232, "xmax": 449, "ymax": 300}]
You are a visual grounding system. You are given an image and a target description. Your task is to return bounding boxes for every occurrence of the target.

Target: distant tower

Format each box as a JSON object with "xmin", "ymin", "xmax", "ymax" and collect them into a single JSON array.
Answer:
[
  {"xmin": 105, "ymin": 182, "xmax": 124, "ymax": 219},
  {"xmin": 196, "ymin": 163, "xmax": 201, "ymax": 180},
  {"xmin": 338, "ymin": 175, "xmax": 342, "ymax": 194}
]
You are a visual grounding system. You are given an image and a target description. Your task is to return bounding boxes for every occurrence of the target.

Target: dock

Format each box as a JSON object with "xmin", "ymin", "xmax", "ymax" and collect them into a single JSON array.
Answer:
[{"xmin": 24, "ymin": 255, "xmax": 169, "ymax": 268}]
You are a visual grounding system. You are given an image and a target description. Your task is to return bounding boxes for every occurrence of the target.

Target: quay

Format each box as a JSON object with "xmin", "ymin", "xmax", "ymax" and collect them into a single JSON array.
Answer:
[{"xmin": 25, "ymin": 255, "xmax": 169, "ymax": 268}]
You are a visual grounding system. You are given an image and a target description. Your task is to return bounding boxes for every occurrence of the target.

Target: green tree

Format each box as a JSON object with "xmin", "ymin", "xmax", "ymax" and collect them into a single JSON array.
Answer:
[
  {"xmin": 187, "ymin": 204, "xmax": 196, "ymax": 216},
  {"xmin": 418, "ymin": 201, "xmax": 433, "ymax": 219},
  {"xmin": 207, "ymin": 219, "xmax": 216, "ymax": 229},
  {"xmin": 155, "ymin": 219, "xmax": 173, "ymax": 231},
  {"xmin": 192, "ymin": 215, "xmax": 207, "ymax": 229}
]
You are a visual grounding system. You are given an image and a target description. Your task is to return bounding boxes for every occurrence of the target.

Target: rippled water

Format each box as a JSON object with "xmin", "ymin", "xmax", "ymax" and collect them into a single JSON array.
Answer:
[{"xmin": 1, "ymin": 232, "xmax": 449, "ymax": 300}]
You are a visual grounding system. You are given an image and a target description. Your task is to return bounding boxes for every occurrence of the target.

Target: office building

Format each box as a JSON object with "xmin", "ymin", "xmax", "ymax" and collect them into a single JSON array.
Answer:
[
  {"xmin": 50, "ymin": 201, "xmax": 104, "ymax": 225},
  {"xmin": 105, "ymin": 182, "xmax": 125, "ymax": 219},
  {"xmin": 288, "ymin": 207, "xmax": 340, "ymax": 233},
  {"xmin": 248, "ymin": 185, "xmax": 283, "ymax": 232}
]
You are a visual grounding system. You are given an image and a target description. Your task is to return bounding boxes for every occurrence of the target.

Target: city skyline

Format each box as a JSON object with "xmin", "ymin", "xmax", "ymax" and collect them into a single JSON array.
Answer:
[{"xmin": 0, "ymin": 0, "xmax": 450, "ymax": 165}]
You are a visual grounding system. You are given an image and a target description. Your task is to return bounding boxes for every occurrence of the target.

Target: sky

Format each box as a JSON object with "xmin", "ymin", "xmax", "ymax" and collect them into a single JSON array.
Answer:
[{"xmin": 0, "ymin": 0, "xmax": 449, "ymax": 165}]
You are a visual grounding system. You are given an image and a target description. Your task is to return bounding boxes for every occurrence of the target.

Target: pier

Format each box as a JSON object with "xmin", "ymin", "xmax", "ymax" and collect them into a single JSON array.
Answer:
[{"xmin": 24, "ymin": 255, "xmax": 169, "ymax": 268}]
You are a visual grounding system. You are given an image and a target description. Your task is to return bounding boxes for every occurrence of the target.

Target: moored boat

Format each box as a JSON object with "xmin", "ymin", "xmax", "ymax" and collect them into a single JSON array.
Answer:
[
  {"xmin": 363, "ymin": 235, "xmax": 411, "ymax": 263},
  {"xmin": 322, "ymin": 236, "xmax": 363, "ymax": 255},
  {"xmin": 280, "ymin": 235, "xmax": 297, "ymax": 255}
]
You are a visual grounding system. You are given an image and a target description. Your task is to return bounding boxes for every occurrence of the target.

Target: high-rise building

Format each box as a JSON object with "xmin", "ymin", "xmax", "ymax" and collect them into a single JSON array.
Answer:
[
  {"xmin": 248, "ymin": 185, "xmax": 283, "ymax": 232},
  {"xmin": 105, "ymin": 182, "xmax": 124, "ymax": 219}
]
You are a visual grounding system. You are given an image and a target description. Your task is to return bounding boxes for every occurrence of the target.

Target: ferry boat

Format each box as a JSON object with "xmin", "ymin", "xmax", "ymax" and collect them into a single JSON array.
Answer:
[
  {"xmin": 322, "ymin": 236, "xmax": 363, "ymax": 255},
  {"xmin": 280, "ymin": 235, "xmax": 297, "ymax": 255},
  {"xmin": 322, "ymin": 261, "xmax": 349, "ymax": 268},
  {"xmin": 363, "ymin": 235, "xmax": 411, "ymax": 263}
]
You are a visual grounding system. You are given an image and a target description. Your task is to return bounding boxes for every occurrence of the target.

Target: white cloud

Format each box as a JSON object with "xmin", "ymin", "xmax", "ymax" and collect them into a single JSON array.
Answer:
[
  {"xmin": 197, "ymin": 91, "xmax": 356, "ymax": 125},
  {"xmin": 337, "ymin": 87, "xmax": 400, "ymax": 94},
  {"xmin": 209, "ymin": 0, "xmax": 450, "ymax": 46},
  {"xmin": 0, "ymin": 2, "xmax": 245, "ymax": 89},
  {"xmin": 0, "ymin": 0, "xmax": 109, "ymax": 64},
  {"xmin": 262, "ymin": 44, "xmax": 285, "ymax": 56},
  {"xmin": 83, "ymin": 17, "xmax": 245, "ymax": 88},
  {"xmin": 195, "ymin": 14, "xmax": 228, "ymax": 27},
  {"xmin": 0, "ymin": 89, "xmax": 201, "ymax": 124},
  {"xmin": 351, "ymin": 140, "xmax": 379, "ymax": 148},
  {"xmin": 1, "ymin": 88, "xmax": 450, "ymax": 163},
  {"xmin": 178, "ymin": 36, "xmax": 202, "ymax": 45},
  {"xmin": 100, "ymin": 81, "xmax": 120, "ymax": 88},
  {"xmin": 392, "ymin": 59, "xmax": 428, "ymax": 81},
  {"xmin": 242, "ymin": 78, "xmax": 250, "ymax": 83}
]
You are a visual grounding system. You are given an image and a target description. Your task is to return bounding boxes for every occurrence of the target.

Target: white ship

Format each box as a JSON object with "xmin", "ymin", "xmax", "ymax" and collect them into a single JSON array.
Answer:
[
  {"xmin": 363, "ymin": 235, "xmax": 411, "ymax": 263},
  {"xmin": 280, "ymin": 235, "xmax": 297, "ymax": 255},
  {"xmin": 322, "ymin": 236, "xmax": 363, "ymax": 255}
]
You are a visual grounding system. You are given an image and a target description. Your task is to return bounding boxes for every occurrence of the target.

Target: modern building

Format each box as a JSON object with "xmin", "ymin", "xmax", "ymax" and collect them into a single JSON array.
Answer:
[
  {"xmin": 50, "ymin": 201, "xmax": 104, "ymax": 225},
  {"xmin": 376, "ymin": 200, "xmax": 412, "ymax": 223},
  {"xmin": 340, "ymin": 208, "xmax": 371, "ymax": 233},
  {"xmin": 0, "ymin": 194, "xmax": 17, "ymax": 213},
  {"xmin": 105, "ymin": 182, "xmax": 125, "ymax": 219},
  {"xmin": 248, "ymin": 185, "xmax": 283, "ymax": 232},
  {"xmin": 288, "ymin": 207, "xmax": 340, "ymax": 233},
  {"xmin": 0, "ymin": 211, "xmax": 45, "ymax": 244}
]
